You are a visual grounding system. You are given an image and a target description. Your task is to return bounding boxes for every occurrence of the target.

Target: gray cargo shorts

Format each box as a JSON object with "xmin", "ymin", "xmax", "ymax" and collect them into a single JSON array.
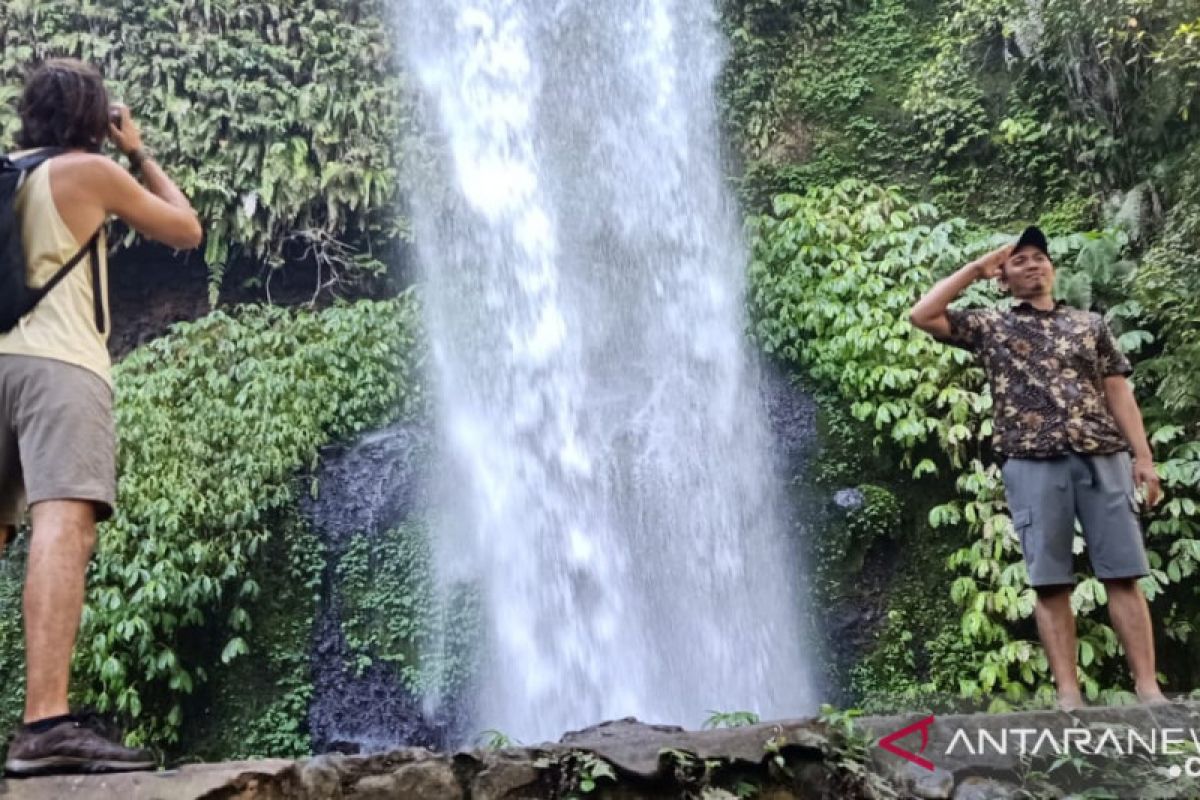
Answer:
[
  {"xmin": 0, "ymin": 354, "xmax": 116, "ymax": 531},
  {"xmin": 1002, "ymin": 451, "xmax": 1149, "ymax": 587}
]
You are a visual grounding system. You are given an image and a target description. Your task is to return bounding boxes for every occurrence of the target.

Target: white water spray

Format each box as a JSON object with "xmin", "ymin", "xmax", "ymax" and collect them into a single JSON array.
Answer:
[{"xmin": 400, "ymin": 0, "xmax": 817, "ymax": 742}]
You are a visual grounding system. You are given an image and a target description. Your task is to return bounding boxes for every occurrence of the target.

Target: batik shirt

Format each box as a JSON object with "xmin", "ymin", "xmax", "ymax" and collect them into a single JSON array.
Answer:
[{"xmin": 939, "ymin": 302, "xmax": 1131, "ymax": 458}]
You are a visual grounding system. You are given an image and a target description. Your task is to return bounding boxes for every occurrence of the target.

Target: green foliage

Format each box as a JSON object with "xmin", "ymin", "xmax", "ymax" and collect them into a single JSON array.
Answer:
[
  {"xmin": 73, "ymin": 295, "xmax": 424, "ymax": 746},
  {"xmin": 783, "ymin": 0, "xmax": 926, "ymax": 124},
  {"xmin": 534, "ymin": 750, "xmax": 618, "ymax": 799},
  {"xmin": 1159, "ymin": 16, "xmax": 1200, "ymax": 121},
  {"xmin": 748, "ymin": 181, "xmax": 987, "ymax": 470},
  {"xmin": 815, "ymin": 704, "xmax": 866, "ymax": 755},
  {"xmin": 719, "ymin": 0, "xmax": 849, "ymax": 162},
  {"xmin": 845, "ymin": 486, "xmax": 902, "ymax": 549},
  {"xmin": 475, "ymin": 729, "xmax": 519, "ymax": 750},
  {"xmin": 810, "ymin": 481, "xmax": 904, "ymax": 608},
  {"xmin": 336, "ymin": 522, "xmax": 481, "ymax": 698},
  {"xmin": 1127, "ymin": 144, "xmax": 1200, "ymax": 677},
  {"xmin": 722, "ymin": 0, "xmax": 932, "ymax": 204},
  {"xmin": 1049, "ymin": 229, "xmax": 1139, "ymax": 313},
  {"xmin": 907, "ymin": 0, "xmax": 1200, "ymax": 209},
  {"xmin": 847, "ymin": 609, "xmax": 922, "ymax": 711},
  {"xmin": 0, "ymin": 0, "xmax": 421, "ymax": 293},
  {"xmin": 703, "ymin": 710, "xmax": 761, "ymax": 729},
  {"xmin": 1035, "ymin": 195, "xmax": 1099, "ymax": 236},
  {"xmin": 811, "ymin": 398, "xmax": 877, "ymax": 486},
  {"xmin": 1135, "ymin": 146, "xmax": 1200, "ymax": 419},
  {"xmin": 903, "ymin": 50, "xmax": 992, "ymax": 166},
  {"xmin": 0, "ymin": 540, "xmax": 27, "ymax": 739},
  {"xmin": 180, "ymin": 514, "xmax": 324, "ymax": 759},
  {"xmin": 570, "ymin": 753, "xmax": 617, "ymax": 796},
  {"xmin": 899, "ymin": 0, "xmax": 1196, "ymax": 191},
  {"xmin": 845, "ymin": 515, "xmax": 998, "ymax": 714},
  {"xmin": 808, "ymin": 706, "xmax": 900, "ymax": 799},
  {"xmin": 723, "ymin": 0, "xmax": 1200, "ymax": 225},
  {"xmin": 338, "ymin": 524, "xmax": 433, "ymax": 685}
]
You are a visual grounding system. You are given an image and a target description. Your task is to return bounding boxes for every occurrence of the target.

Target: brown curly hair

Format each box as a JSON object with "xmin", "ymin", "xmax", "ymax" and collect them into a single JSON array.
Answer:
[{"xmin": 15, "ymin": 58, "xmax": 111, "ymax": 152}]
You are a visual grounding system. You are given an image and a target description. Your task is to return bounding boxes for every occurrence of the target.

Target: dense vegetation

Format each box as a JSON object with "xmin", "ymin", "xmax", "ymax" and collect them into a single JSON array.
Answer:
[
  {"xmin": 0, "ymin": 0, "xmax": 1196, "ymax": 763},
  {"xmin": 0, "ymin": 0, "xmax": 421, "ymax": 300},
  {"xmin": 728, "ymin": 0, "xmax": 1200, "ymax": 710},
  {"xmin": 0, "ymin": 298, "xmax": 424, "ymax": 748}
]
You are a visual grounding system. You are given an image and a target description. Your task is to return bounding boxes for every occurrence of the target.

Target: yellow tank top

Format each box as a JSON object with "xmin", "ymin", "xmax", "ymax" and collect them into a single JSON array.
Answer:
[{"xmin": 0, "ymin": 151, "xmax": 111, "ymax": 385}]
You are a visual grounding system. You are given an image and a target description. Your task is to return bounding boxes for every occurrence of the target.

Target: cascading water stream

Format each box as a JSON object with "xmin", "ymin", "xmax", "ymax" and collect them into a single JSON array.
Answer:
[{"xmin": 399, "ymin": 0, "xmax": 818, "ymax": 742}]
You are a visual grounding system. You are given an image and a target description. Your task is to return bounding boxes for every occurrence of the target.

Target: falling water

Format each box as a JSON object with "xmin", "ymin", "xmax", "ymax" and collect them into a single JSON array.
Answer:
[{"xmin": 399, "ymin": 0, "xmax": 817, "ymax": 742}]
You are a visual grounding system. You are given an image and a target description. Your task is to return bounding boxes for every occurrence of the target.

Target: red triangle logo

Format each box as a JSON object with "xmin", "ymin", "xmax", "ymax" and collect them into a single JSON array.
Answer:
[{"xmin": 878, "ymin": 714, "xmax": 936, "ymax": 771}]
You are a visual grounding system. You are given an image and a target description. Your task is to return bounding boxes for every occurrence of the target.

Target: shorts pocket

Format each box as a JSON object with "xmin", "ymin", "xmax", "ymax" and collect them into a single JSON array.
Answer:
[
  {"xmin": 1011, "ymin": 507, "xmax": 1034, "ymax": 559},
  {"xmin": 1012, "ymin": 508, "xmax": 1033, "ymax": 529}
]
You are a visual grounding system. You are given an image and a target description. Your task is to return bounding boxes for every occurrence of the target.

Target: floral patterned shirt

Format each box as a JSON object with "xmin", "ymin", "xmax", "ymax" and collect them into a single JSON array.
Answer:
[{"xmin": 940, "ymin": 302, "xmax": 1132, "ymax": 458}]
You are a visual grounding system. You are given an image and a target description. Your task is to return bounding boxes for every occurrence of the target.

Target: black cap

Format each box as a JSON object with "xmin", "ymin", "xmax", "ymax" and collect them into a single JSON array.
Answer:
[{"xmin": 1013, "ymin": 225, "xmax": 1049, "ymax": 257}]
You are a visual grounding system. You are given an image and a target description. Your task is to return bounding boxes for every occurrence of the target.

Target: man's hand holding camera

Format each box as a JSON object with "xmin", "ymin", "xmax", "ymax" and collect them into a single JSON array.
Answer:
[{"xmin": 108, "ymin": 103, "xmax": 150, "ymax": 172}]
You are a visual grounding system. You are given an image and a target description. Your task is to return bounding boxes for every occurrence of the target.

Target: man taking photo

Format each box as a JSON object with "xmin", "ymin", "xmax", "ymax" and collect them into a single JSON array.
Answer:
[
  {"xmin": 910, "ymin": 226, "xmax": 1166, "ymax": 711},
  {"xmin": 0, "ymin": 58, "xmax": 201, "ymax": 775}
]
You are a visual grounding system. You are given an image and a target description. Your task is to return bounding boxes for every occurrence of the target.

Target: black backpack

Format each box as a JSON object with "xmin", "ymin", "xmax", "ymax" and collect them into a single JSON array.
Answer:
[{"xmin": 0, "ymin": 149, "xmax": 104, "ymax": 334}]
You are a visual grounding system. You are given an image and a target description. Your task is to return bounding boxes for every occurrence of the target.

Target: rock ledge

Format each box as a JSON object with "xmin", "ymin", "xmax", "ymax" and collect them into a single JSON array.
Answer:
[{"xmin": 4, "ymin": 702, "xmax": 1200, "ymax": 798}]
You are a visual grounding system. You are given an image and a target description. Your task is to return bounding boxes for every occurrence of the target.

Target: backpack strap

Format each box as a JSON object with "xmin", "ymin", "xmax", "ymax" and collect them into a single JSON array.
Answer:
[
  {"xmin": 6, "ymin": 149, "xmax": 66, "ymax": 183},
  {"xmin": 2, "ymin": 149, "xmax": 105, "ymax": 332},
  {"xmin": 88, "ymin": 234, "xmax": 105, "ymax": 333},
  {"xmin": 26, "ymin": 230, "xmax": 104, "ymax": 329}
]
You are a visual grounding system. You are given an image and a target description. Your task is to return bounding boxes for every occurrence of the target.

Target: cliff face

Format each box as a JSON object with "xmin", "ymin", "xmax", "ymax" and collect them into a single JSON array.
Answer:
[
  {"xmin": 106, "ymin": 247, "xmax": 212, "ymax": 358},
  {"xmin": 105, "ymin": 244, "xmax": 406, "ymax": 359}
]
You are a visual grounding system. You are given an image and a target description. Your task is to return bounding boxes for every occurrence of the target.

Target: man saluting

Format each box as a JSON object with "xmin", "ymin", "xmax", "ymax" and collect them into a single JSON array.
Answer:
[{"xmin": 909, "ymin": 226, "xmax": 1166, "ymax": 710}]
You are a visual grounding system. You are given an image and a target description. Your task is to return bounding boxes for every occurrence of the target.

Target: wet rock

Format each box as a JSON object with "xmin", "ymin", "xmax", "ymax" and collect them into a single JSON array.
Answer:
[
  {"xmin": 390, "ymin": 759, "xmax": 463, "ymax": 798},
  {"xmin": 555, "ymin": 717, "xmax": 829, "ymax": 779},
  {"xmin": 0, "ymin": 760, "xmax": 295, "ymax": 800},
  {"xmin": 298, "ymin": 754, "xmax": 344, "ymax": 799},
  {"xmin": 911, "ymin": 765, "xmax": 955, "ymax": 799},
  {"xmin": 302, "ymin": 424, "xmax": 432, "ymax": 551},
  {"xmin": 302, "ymin": 423, "xmax": 457, "ymax": 754},
  {"xmin": 833, "ymin": 488, "xmax": 864, "ymax": 510},
  {"xmin": 351, "ymin": 773, "xmax": 402, "ymax": 799},
  {"xmin": 952, "ymin": 776, "xmax": 1021, "ymax": 800},
  {"xmin": 467, "ymin": 751, "xmax": 543, "ymax": 799},
  {"xmin": 762, "ymin": 368, "xmax": 819, "ymax": 466},
  {"xmin": 106, "ymin": 250, "xmax": 212, "ymax": 358},
  {"xmin": 307, "ymin": 608, "xmax": 447, "ymax": 754}
]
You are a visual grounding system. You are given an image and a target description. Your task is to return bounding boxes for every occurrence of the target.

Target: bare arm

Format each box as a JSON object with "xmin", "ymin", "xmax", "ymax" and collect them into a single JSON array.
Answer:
[
  {"xmin": 909, "ymin": 245, "xmax": 1012, "ymax": 337},
  {"xmin": 89, "ymin": 160, "xmax": 202, "ymax": 250},
  {"xmin": 99, "ymin": 104, "xmax": 202, "ymax": 250},
  {"xmin": 1103, "ymin": 376, "xmax": 1163, "ymax": 506}
]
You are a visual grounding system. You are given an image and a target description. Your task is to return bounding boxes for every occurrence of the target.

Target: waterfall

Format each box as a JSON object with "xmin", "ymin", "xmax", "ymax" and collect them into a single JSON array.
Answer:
[{"xmin": 399, "ymin": 0, "xmax": 817, "ymax": 743}]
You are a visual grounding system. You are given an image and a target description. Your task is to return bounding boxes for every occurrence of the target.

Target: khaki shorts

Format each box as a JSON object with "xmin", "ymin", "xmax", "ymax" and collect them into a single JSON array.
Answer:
[
  {"xmin": 1002, "ymin": 451, "xmax": 1149, "ymax": 587},
  {"xmin": 0, "ymin": 354, "xmax": 116, "ymax": 528}
]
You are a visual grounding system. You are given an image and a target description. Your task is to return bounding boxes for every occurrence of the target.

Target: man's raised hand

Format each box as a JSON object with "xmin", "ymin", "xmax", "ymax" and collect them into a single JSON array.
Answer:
[
  {"xmin": 973, "ymin": 244, "xmax": 1013, "ymax": 281},
  {"xmin": 107, "ymin": 103, "xmax": 144, "ymax": 157}
]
